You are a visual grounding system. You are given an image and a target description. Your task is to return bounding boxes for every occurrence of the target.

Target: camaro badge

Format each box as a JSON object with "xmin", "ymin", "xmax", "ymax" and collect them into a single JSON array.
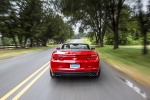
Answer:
[{"xmin": 73, "ymin": 58, "xmax": 77, "ymax": 60}]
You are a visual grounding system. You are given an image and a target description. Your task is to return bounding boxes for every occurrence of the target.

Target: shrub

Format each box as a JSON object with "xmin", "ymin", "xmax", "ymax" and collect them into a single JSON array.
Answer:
[{"xmin": 126, "ymin": 36, "xmax": 142, "ymax": 45}]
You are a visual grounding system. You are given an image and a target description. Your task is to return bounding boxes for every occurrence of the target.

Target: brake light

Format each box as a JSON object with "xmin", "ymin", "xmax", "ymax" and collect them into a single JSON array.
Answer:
[
  {"xmin": 86, "ymin": 55, "xmax": 97, "ymax": 60},
  {"xmin": 59, "ymin": 57, "xmax": 63, "ymax": 60},
  {"xmin": 86, "ymin": 57, "xmax": 91, "ymax": 60},
  {"xmin": 92, "ymin": 56, "xmax": 97, "ymax": 60},
  {"xmin": 53, "ymin": 56, "xmax": 58, "ymax": 60}
]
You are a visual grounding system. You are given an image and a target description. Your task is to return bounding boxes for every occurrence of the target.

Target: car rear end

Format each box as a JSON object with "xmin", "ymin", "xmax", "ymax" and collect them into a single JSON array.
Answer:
[{"xmin": 50, "ymin": 50, "xmax": 100, "ymax": 77}]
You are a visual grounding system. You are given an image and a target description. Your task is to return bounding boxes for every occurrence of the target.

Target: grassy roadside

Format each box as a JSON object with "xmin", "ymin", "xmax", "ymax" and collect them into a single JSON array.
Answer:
[
  {"xmin": 0, "ymin": 45, "xmax": 58, "ymax": 60},
  {"xmin": 0, "ymin": 39, "xmax": 71, "ymax": 60},
  {"xmin": 0, "ymin": 39, "xmax": 70, "ymax": 60},
  {"xmin": 82, "ymin": 38, "xmax": 150, "ymax": 87}
]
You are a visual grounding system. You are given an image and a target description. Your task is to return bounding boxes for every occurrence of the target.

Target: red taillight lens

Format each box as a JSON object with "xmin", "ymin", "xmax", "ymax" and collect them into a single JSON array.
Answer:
[
  {"xmin": 59, "ymin": 57, "xmax": 63, "ymax": 60},
  {"xmin": 53, "ymin": 56, "xmax": 58, "ymax": 60},
  {"xmin": 86, "ymin": 56, "xmax": 97, "ymax": 60},
  {"xmin": 53, "ymin": 56, "xmax": 64, "ymax": 60},
  {"xmin": 86, "ymin": 57, "xmax": 91, "ymax": 60},
  {"xmin": 92, "ymin": 56, "xmax": 97, "ymax": 60}
]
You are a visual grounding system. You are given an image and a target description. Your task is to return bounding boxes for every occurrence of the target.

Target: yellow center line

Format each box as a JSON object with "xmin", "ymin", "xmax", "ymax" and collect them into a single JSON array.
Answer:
[
  {"xmin": 12, "ymin": 67, "xmax": 49, "ymax": 100},
  {"xmin": 0, "ymin": 62, "xmax": 49, "ymax": 100}
]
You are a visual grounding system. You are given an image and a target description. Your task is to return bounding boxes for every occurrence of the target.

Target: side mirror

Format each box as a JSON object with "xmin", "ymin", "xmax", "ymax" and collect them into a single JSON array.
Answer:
[
  {"xmin": 91, "ymin": 48, "xmax": 95, "ymax": 50},
  {"xmin": 56, "ymin": 47, "xmax": 60, "ymax": 50}
]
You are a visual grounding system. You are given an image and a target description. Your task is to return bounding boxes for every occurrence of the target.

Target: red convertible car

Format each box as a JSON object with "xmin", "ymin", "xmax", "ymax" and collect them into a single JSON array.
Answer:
[{"xmin": 50, "ymin": 43, "xmax": 100, "ymax": 78}]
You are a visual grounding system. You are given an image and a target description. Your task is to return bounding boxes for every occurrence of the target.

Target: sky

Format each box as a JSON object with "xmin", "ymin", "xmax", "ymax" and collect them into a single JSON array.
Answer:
[{"xmin": 142, "ymin": 0, "xmax": 149, "ymax": 11}]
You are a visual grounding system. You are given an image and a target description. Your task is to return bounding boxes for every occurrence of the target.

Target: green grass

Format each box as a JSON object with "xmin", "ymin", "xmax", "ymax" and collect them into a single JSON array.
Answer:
[
  {"xmin": 81, "ymin": 38, "xmax": 150, "ymax": 86},
  {"xmin": 96, "ymin": 45, "xmax": 150, "ymax": 75},
  {"xmin": 0, "ymin": 45, "xmax": 58, "ymax": 60},
  {"xmin": 0, "ymin": 39, "xmax": 70, "ymax": 60}
]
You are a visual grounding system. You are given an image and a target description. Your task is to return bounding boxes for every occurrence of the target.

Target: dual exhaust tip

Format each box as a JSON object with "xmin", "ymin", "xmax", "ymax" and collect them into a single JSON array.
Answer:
[
  {"xmin": 55, "ymin": 73, "xmax": 61, "ymax": 76},
  {"xmin": 89, "ymin": 73, "xmax": 95, "ymax": 77}
]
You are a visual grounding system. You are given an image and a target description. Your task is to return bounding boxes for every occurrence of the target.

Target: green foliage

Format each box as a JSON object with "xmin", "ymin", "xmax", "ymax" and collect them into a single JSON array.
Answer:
[
  {"xmin": 105, "ymin": 33, "xmax": 143, "ymax": 45},
  {"xmin": 53, "ymin": 0, "xmax": 108, "ymax": 47},
  {"xmin": 0, "ymin": 0, "xmax": 11, "ymax": 14},
  {"xmin": 72, "ymin": 34, "xmax": 79, "ymax": 39},
  {"xmin": 126, "ymin": 35, "xmax": 142, "ymax": 45},
  {"xmin": 104, "ymin": 33, "xmax": 114, "ymax": 45},
  {"xmin": 0, "ymin": 0, "xmax": 74, "ymax": 47},
  {"xmin": 148, "ymin": 32, "xmax": 150, "ymax": 44},
  {"xmin": 53, "ymin": 0, "xmax": 150, "ymax": 53}
]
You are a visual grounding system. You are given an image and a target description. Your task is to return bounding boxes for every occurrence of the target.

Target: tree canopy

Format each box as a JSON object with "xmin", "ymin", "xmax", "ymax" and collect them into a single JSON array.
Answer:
[
  {"xmin": 0, "ymin": 0, "xmax": 74, "ymax": 47},
  {"xmin": 0, "ymin": 0, "xmax": 150, "ymax": 54},
  {"xmin": 53, "ymin": 0, "xmax": 150, "ymax": 54}
]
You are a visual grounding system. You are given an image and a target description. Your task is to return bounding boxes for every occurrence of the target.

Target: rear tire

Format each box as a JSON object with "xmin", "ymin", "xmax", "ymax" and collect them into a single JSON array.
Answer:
[
  {"xmin": 94, "ymin": 68, "xmax": 100, "ymax": 78},
  {"xmin": 50, "ymin": 70, "xmax": 55, "ymax": 78}
]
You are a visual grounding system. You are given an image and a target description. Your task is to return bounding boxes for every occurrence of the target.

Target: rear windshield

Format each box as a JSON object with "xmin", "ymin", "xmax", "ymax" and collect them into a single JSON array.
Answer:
[{"xmin": 61, "ymin": 44, "xmax": 90, "ymax": 49}]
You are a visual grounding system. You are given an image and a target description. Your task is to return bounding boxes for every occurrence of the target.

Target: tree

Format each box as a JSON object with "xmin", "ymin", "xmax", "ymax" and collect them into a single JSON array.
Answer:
[
  {"xmin": 0, "ymin": 0, "xmax": 11, "ymax": 46},
  {"xmin": 135, "ymin": 0, "xmax": 150, "ymax": 54},
  {"xmin": 51, "ymin": 15, "xmax": 74, "ymax": 44},
  {"xmin": 53, "ymin": 0, "xmax": 108, "ymax": 47},
  {"xmin": 0, "ymin": 0, "xmax": 75, "ymax": 48},
  {"xmin": 104, "ymin": 0, "xmax": 126, "ymax": 49}
]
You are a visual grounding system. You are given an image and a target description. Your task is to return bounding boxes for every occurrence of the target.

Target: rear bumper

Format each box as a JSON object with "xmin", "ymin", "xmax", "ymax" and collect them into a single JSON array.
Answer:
[
  {"xmin": 50, "ymin": 60, "xmax": 100, "ymax": 77},
  {"xmin": 50, "ymin": 67, "xmax": 100, "ymax": 77},
  {"xmin": 50, "ymin": 60, "xmax": 100, "ymax": 70},
  {"xmin": 53, "ymin": 71, "xmax": 97, "ymax": 77}
]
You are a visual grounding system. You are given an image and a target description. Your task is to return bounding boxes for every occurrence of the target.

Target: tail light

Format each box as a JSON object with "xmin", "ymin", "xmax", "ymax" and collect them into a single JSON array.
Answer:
[
  {"xmin": 59, "ymin": 57, "xmax": 63, "ymax": 60},
  {"xmin": 86, "ymin": 57, "xmax": 91, "ymax": 60},
  {"xmin": 53, "ymin": 56, "xmax": 58, "ymax": 60},
  {"xmin": 86, "ymin": 55, "xmax": 98, "ymax": 60},
  {"xmin": 92, "ymin": 56, "xmax": 97, "ymax": 60},
  {"xmin": 53, "ymin": 56, "xmax": 64, "ymax": 60}
]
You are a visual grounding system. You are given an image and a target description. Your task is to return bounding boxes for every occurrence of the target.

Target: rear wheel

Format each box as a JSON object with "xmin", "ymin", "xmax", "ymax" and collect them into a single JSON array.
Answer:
[
  {"xmin": 50, "ymin": 70, "xmax": 55, "ymax": 78},
  {"xmin": 94, "ymin": 68, "xmax": 100, "ymax": 78}
]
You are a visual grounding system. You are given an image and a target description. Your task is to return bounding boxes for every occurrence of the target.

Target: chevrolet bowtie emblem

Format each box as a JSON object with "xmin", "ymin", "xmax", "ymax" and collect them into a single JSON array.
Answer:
[{"xmin": 73, "ymin": 58, "xmax": 77, "ymax": 60}]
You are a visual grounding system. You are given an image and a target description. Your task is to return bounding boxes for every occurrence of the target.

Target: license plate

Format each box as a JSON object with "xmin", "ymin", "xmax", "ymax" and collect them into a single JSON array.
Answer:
[{"xmin": 70, "ymin": 64, "xmax": 80, "ymax": 69}]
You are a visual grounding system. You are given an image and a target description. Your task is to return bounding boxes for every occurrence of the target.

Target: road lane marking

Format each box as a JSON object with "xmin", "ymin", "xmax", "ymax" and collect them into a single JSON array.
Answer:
[
  {"xmin": 0, "ymin": 62, "xmax": 49, "ymax": 100},
  {"xmin": 12, "ymin": 67, "xmax": 49, "ymax": 100},
  {"xmin": 118, "ymin": 76, "xmax": 149, "ymax": 100},
  {"xmin": 125, "ymin": 80, "xmax": 148, "ymax": 100}
]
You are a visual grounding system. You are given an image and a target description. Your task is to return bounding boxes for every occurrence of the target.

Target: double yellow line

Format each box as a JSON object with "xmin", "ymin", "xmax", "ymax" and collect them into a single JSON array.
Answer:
[{"xmin": 1, "ymin": 62, "xmax": 49, "ymax": 100}]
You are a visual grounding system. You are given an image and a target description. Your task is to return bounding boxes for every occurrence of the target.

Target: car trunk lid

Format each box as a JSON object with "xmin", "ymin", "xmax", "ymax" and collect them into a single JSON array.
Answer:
[{"xmin": 52, "ymin": 50, "xmax": 97, "ymax": 61}]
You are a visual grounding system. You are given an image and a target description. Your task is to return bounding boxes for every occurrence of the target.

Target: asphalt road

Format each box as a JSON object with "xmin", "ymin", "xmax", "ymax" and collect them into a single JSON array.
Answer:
[{"xmin": 0, "ymin": 39, "xmax": 149, "ymax": 100}]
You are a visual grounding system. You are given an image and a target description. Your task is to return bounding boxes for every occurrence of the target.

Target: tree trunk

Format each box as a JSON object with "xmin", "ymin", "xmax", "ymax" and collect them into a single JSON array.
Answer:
[
  {"xmin": 98, "ymin": 32, "xmax": 101, "ymax": 46},
  {"xmin": 94, "ymin": 32, "xmax": 98, "ymax": 44},
  {"xmin": 100, "ymin": 22, "xmax": 107, "ymax": 47},
  {"xmin": 36, "ymin": 39, "xmax": 40, "ymax": 46},
  {"xmin": 41, "ymin": 38, "xmax": 47, "ymax": 46},
  {"xmin": 24, "ymin": 36, "xmax": 28, "ymax": 48},
  {"xmin": 42, "ymin": 41, "xmax": 47, "ymax": 46},
  {"xmin": 1, "ymin": 36, "xmax": 5, "ymax": 48},
  {"xmin": 143, "ymin": 33, "xmax": 147, "ymax": 54},
  {"xmin": 30, "ymin": 38, "xmax": 34, "ymax": 47},
  {"xmin": 98, "ymin": 32, "xmax": 104, "ymax": 47},
  {"xmin": 114, "ymin": 33, "xmax": 119, "ymax": 49},
  {"xmin": 12, "ymin": 36, "xmax": 17, "ymax": 48},
  {"xmin": 114, "ymin": 26, "xmax": 119, "ymax": 49},
  {"xmin": 100, "ymin": 39, "xmax": 104, "ymax": 47},
  {"xmin": 17, "ymin": 34, "xmax": 23, "ymax": 48}
]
